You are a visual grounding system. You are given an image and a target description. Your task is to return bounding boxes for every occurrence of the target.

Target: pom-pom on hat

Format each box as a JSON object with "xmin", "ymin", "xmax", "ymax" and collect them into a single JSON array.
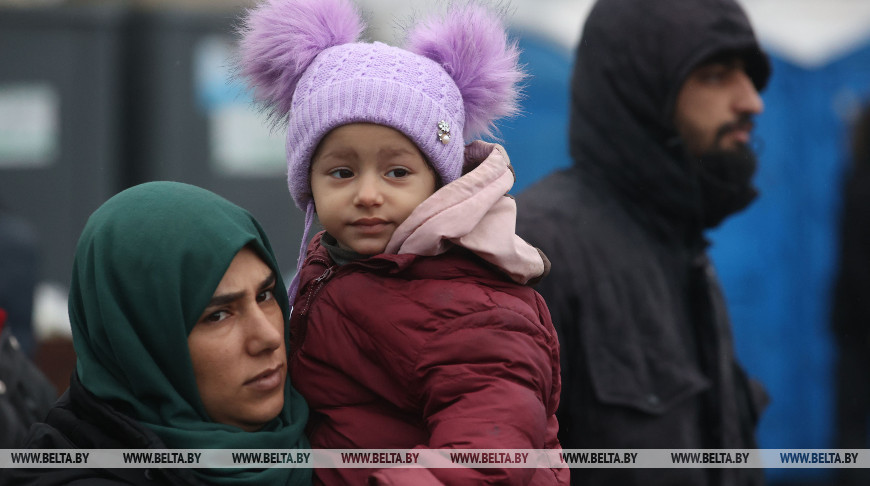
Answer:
[{"xmin": 238, "ymin": 0, "xmax": 525, "ymax": 211}]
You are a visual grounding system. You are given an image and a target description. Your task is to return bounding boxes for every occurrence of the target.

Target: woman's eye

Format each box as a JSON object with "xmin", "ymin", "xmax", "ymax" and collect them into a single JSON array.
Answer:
[
  {"xmin": 329, "ymin": 168, "xmax": 354, "ymax": 179},
  {"xmin": 386, "ymin": 168, "xmax": 410, "ymax": 178},
  {"xmin": 204, "ymin": 310, "xmax": 230, "ymax": 323},
  {"xmin": 257, "ymin": 289, "xmax": 275, "ymax": 303}
]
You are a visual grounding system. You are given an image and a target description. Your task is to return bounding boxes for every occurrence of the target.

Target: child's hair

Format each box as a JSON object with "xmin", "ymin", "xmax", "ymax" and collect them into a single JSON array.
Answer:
[{"xmin": 238, "ymin": 0, "xmax": 525, "ymax": 300}]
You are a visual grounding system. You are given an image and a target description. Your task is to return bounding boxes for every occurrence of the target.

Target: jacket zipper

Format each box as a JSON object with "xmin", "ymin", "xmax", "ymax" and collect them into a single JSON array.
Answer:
[
  {"xmin": 299, "ymin": 264, "xmax": 336, "ymax": 316},
  {"xmin": 290, "ymin": 255, "xmax": 394, "ymax": 351},
  {"xmin": 289, "ymin": 260, "xmax": 335, "ymax": 360}
]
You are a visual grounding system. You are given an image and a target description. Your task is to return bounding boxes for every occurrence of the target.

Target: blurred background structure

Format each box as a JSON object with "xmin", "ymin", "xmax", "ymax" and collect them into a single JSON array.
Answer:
[{"xmin": 1, "ymin": 0, "xmax": 869, "ymax": 484}]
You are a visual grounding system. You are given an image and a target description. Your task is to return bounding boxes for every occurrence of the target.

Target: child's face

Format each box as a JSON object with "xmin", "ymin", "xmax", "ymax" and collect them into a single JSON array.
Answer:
[{"xmin": 310, "ymin": 123, "xmax": 437, "ymax": 255}]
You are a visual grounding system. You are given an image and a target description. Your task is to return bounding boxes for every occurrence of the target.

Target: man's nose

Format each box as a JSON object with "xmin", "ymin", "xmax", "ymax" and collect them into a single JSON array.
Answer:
[{"xmin": 734, "ymin": 71, "xmax": 764, "ymax": 116}]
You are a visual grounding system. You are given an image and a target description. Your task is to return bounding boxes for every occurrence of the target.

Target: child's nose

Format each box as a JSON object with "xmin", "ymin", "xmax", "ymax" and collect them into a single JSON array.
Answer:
[{"xmin": 353, "ymin": 174, "xmax": 384, "ymax": 207}]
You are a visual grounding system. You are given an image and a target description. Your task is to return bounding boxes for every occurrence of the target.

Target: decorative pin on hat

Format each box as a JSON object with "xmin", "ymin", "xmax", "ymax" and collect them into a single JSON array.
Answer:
[{"xmin": 437, "ymin": 120, "xmax": 451, "ymax": 144}]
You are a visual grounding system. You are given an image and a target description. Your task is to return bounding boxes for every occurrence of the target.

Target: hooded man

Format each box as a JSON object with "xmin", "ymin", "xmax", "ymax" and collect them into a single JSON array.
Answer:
[
  {"xmin": 830, "ymin": 105, "xmax": 870, "ymax": 486},
  {"xmin": 515, "ymin": 0, "xmax": 771, "ymax": 484}
]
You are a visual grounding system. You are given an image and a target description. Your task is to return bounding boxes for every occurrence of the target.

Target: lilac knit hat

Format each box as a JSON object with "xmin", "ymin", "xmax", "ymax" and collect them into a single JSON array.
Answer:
[
  {"xmin": 238, "ymin": 0, "xmax": 523, "ymax": 301},
  {"xmin": 284, "ymin": 42, "xmax": 467, "ymax": 209}
]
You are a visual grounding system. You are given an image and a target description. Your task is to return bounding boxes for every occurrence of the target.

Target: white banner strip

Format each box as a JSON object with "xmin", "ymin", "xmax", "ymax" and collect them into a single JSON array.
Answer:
[{"xmin": 0, "ymin": 449, "xmax": 868, "ymax": 469}]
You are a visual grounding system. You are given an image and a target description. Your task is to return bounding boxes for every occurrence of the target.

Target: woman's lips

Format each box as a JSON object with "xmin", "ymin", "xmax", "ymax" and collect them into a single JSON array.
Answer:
[{"xmin": 244, "ymin": 364, "xmax": 284, "ymax": 392}]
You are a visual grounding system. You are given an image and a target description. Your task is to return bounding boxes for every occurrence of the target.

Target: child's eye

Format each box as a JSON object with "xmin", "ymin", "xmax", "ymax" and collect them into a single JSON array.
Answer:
[
  {"xmin": 329, "ymin": 168, "xmax": 354, "ymax": 179},
  {"xmin": 386, "ymin": 168, "xmax": 410, "ymax": 178}
]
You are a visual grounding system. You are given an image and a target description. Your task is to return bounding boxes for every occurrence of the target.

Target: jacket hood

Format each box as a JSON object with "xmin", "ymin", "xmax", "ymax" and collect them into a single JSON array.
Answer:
[
  {"xmin": 385, "ymin": 141, "xmax": 547, "ymax": 285},
  {"xmin": 570, "ymin": 0, "xmax": 770, "ymax": 237}
]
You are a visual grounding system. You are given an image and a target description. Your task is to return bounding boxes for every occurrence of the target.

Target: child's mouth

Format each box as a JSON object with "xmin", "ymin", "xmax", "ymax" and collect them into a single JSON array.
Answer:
[{"xmin": 351, "ymin": 218, "xmax": 391, "ymax": 234}]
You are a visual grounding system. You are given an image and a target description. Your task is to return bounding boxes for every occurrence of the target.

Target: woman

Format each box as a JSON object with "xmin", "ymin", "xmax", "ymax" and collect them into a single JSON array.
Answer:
[{"xmin": 1, "ymin": 181, "xmax": 310, "ymax": 486}]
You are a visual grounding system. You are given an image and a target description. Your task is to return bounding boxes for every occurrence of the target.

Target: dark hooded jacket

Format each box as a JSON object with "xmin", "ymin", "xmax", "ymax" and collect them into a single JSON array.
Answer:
[
  {"xmin": 831, "ymin": 107, "xmax": 870, "ymax": 344},
  {"xmin": 515, "ymin": 0, "xmax": 770, "ymax": 485},
  {"xmin": 1, "ymin": 373, "xmax": 209, "ymax": 486},
  {"xmin": 830, "ymin": 108, "xmax": 870, "ymax": 474}
]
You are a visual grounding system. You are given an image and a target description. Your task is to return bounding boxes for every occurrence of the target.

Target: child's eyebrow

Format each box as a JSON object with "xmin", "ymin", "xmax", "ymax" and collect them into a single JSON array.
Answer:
[
  {"xmin": 317, "ymin": 147, "xmax": 358, "ymax": 161},
  {"xmin": 378, "ymin": 147, "xmax": 418, "ymax": 158}
]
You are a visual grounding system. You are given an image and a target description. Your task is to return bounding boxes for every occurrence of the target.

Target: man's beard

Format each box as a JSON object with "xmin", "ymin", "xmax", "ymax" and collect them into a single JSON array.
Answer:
[{"xmin": 696, "ymin": 142, "xmax": 759, "ymax": 228}]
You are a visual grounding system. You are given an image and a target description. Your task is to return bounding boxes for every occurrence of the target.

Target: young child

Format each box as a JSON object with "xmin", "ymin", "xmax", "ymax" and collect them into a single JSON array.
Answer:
[{"xmin": 240, "ymin": 0, "xmax": 567, "ymax": 484}]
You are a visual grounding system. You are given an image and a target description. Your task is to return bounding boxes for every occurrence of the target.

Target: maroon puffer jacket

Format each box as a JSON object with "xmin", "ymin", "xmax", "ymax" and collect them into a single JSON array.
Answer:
[{"xmin": 289, "ymin": 233, "xmax": 567, "ymax": 485}]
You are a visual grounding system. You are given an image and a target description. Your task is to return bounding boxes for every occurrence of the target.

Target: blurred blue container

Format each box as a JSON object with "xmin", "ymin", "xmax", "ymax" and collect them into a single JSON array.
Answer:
[
  {"xmin": 0, "ymin": 5, "xmax": 129, "ymax": 287},
  {"xmin": 124, "ymin": 8, "xmax": 305, "ymax": 280}
]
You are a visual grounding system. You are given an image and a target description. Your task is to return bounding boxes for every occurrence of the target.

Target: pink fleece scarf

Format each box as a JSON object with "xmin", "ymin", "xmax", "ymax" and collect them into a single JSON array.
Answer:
[{"xmin": 385, "ymin": 141, "xmax": 546, "ymax": 285}]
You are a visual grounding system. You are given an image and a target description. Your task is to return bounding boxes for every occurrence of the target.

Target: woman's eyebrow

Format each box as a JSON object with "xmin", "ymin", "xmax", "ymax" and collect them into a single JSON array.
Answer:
[
  {"xmin": 317, "ymin": 147, "xmax": 357, "ymax": 162},
  {"xmin": 205, "ymin": 271, "xmax": 277, "ymax": 309},
  {"xmin": 259, "ymin": 272, "xmax": 277, "ymax": 291},
  {"xmin": 205, "ymin": 290, "xmax": 245, "ymax": 309}
]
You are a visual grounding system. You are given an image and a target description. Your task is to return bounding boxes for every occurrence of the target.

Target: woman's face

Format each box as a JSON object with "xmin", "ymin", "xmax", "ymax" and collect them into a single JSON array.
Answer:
[{"xmin": 188, "ymin": 247, "xmax": 286, "ymax": 431}]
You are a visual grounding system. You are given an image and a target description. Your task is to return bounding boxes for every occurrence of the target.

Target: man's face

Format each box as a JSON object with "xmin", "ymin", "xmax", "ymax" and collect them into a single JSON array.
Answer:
[
  {"xmin": 673, "ymin": 55, "xmax": 764, "ymax": 157},
  {"xmin": 188, "ymin": 246, "xmax": 286, "ymax": 431}
]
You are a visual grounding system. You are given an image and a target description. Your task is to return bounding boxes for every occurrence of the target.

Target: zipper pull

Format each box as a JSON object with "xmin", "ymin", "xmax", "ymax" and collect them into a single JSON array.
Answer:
[
  {"xmin": 314, "ymin": 266, "xmax": 333, "ymax": 283},
  {"xmin": 299, "ymin": 265, "xmax": 336, "ymax": 316}
]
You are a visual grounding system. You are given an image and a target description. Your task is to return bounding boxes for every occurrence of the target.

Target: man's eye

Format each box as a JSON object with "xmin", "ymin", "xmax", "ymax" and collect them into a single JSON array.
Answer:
[
  {"xmin": 697, "ymin": 65, "xmax": 733, "ymax": 84},
  {"xmin": 701, "ymin": 72, "xmax": 724, "ymax": 83},
  {"xmin": 386, "ymin": 168, "xmax": 410, "ymax": 178},
  {"xmin": 329, "ymin": 168, "xmax": 354, "ymax": 179}
]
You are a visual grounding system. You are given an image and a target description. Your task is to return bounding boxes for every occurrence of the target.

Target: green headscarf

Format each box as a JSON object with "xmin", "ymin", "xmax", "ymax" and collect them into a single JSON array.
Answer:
[{"xmin": 69, "ymin": 181, "xmax": 311, "ymax": 485}]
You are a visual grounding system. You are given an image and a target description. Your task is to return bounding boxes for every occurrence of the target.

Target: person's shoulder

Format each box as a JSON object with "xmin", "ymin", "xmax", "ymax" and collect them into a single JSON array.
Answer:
[
  {"xmin": 515, "ymin": 168, "xmax": 583, "ymax": 208},
  {"xmin": 1, "ymin": 411, "xmax": 135, "ymax": 486},
  {"xmin": 0, "ymin": 467, "xmax": 131, "ymax": 486},
  {"xmin": 437, "ymin": 256, "xmax": 547, "ymax": 326},
  {"xmin": 325, "ymin": 252, "xmax": 536, "ymax": 317},
  {"xmin": 418, "ymin": 282, "xmax": 557, "ymax": 360},
  {"xmin": 515, "ymin": 166, "xmax": 614, "ymax": 231},
  {"xmin": 0, "ymin": 461, "xmax": 191, "ymax": 486},
  {"xmin": 18, "ymin": 386, "xmax": 103, "ymax": 450},
  {"xmin": 397, "ymin": 251, "xmax": 538, "ymax": 311},
  {"xmin": 516, "ymin": 179, "xmax": 616, "ymax": 252}
]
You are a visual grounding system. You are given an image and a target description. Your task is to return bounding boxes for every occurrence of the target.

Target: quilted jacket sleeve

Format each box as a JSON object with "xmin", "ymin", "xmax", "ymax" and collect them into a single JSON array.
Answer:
[{"xmin": 370, "ymin": 307, "xmax": 559, "ymax": 485}]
